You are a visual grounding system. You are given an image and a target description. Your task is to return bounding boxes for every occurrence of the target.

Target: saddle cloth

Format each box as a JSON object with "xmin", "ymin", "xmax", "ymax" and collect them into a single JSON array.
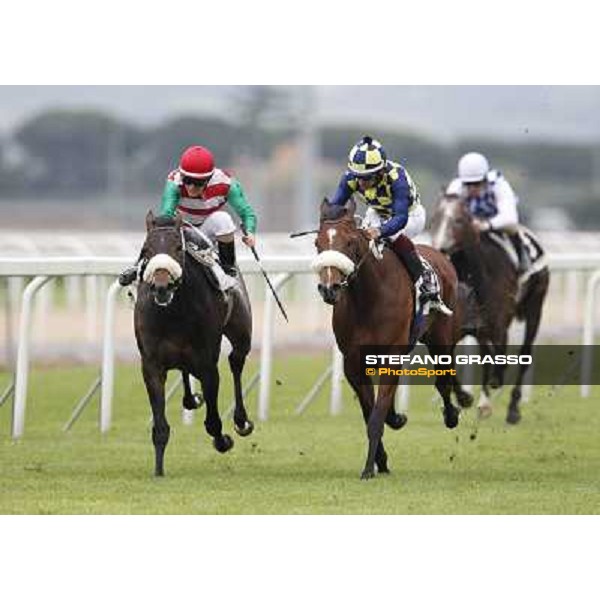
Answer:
[
  {"xmin": 185, "ymin": 242, "xmax": 238, "ymax": 293},
  {"xmin": 487, "ymin": 226, "xmax": 547, "ymax": 284},
  {"xmin": 405, "ymin": 254, "xmax": 443, "ymax": 349},
  {"xmin": 416, "ymin": 255, "xmax": 441, "ymax": 317}
]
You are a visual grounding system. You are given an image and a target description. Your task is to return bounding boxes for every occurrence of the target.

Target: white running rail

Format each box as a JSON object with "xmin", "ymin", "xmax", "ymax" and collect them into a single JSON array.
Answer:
[{"xmin": 1, "ymin": 252, "xmax": 600, "ymax": 438}]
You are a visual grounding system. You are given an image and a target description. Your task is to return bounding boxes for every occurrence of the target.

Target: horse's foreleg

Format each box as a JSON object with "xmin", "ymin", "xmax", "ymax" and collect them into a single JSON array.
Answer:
[
  {"xmin": 451, "ymin": 372, "xmax": 474, "ymax": 408},
  {"xmin": 436, "ymin": 372, "xmax": 460, "ymax": 428},
  {"xmin": 363, "ymin": 381, "xmax": 398, "ymax": 480},
  {"xmin": 229, "ymin": 348, "xmax": 254, "ymax": 437},
  {"xmin": 200, "ymin": 365, "xmax": 233, "ymax": 454},
  {"xmin": 489, "ymin": 332, "xmax": 508, "ymax": 390},
  {"xmin": 224, "ymin": 288, "xmax": 254, "ymax": 437},
  {"xmin": 142, "ymin": 363, "xmax": 169, "ymax": 477},
  {"xmin": 343, "ymin": 356, "xmax": 391, "ymax": 476},
  {"xmin": 181, "ymin": 370, "xmax": 203, "ymax": 410},
  {"xmin": 477, "ymin": 341, "xmax": 494, "ymax": 419},
  {"xmin": 508, "ymin": 279, "xmax": 547, "ymax": 424},
  {"xmin": 426, "ymin": 337, "xmax": 460, "ymax": 428}
]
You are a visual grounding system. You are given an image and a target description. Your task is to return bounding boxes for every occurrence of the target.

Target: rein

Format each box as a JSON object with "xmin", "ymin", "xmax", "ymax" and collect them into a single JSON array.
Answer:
[{"xmin": 341, "ymin": 237, "xmax": 376, "ymax": 289}]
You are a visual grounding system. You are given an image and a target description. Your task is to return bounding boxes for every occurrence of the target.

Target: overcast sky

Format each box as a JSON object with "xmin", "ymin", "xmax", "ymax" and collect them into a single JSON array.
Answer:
[{"xmin": 0, "ymin": 85, "xmax": 599, "ymax": 143}]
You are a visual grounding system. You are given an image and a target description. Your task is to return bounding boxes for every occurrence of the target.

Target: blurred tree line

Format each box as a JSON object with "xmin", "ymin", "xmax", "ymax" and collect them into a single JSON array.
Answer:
[{"xmin": 1, "ymin": 101, "xmax": 599, "ymax": 230}]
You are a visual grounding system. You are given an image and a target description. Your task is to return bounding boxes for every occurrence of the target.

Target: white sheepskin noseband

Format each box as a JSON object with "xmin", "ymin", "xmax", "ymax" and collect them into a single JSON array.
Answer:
[
  {"xmin": 311, "ymin": 250, "xmax": 355, "ymax": 276},
  {"xmin": 143, "ymin": 254, "xmax": 183, "ymax": 283}
]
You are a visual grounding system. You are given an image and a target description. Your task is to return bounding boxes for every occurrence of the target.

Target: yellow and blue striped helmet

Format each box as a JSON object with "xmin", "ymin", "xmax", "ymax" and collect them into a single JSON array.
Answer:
[{"xmin": 347, "ymin": 136, "xmax": 387, "ymax": 176}]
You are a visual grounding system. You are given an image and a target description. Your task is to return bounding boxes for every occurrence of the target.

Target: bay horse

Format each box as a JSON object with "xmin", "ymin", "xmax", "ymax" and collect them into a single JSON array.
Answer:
[
  {"xmin": 429, "ymin": 194, "xmax": 549, "ymax": 424},
  {"xmin": 134, "ymin": 211, "xmax": 254, "ymax": 476},
  {"xmin": 313, "ymin": 198, "xmax": 465, "ymax": 480}
]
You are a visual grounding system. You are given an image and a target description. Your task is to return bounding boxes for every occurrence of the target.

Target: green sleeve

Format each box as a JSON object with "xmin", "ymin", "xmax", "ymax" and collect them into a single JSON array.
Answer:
[
  {"xmin": 227, "ymin": 179, "xmax": 257, "ymax": 234},
  {"xmin": 159, "ymin": 180, "xmax": 180, "ymax": 217}
]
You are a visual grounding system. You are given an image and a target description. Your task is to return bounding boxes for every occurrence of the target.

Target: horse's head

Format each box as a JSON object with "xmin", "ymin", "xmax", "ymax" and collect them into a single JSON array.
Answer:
[
  {"xmin": 141, "ymin": 211, "xmax": 185, "ymax": 307},
  {"xmin": 312, "ymin": 198, "xmax": 368, "ymax": 305},
  {"xmin": 430, "ymin": 193, "xmax": 480, "ymax": 253}
]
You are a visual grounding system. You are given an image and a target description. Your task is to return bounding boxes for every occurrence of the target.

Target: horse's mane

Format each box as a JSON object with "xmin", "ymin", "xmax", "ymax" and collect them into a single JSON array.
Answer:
[{"xmin": 321, "ymin": 203, "xmax": 348, "ymax": 221}]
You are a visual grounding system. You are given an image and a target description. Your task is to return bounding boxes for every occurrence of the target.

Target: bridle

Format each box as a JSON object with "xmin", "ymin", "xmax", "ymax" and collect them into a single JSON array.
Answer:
[
  {"xmin": 143, "ymin": 225, "xmax": 187, "ymax": 297},
  {"xmin": 314, "ymin": 220, "xmax": 382, "ymax": 290}
]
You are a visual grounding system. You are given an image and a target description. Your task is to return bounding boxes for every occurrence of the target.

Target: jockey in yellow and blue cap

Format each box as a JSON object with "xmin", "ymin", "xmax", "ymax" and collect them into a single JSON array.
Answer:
[{"xmin": 328, "ymin": 136, "xmax": 451, "ymax": 315}]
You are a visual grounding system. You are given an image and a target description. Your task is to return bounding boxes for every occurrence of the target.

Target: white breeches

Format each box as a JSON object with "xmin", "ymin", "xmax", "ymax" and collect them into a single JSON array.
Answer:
[
  {"xmin": 191, "ymin": 210, "xmax": 236, "ymax": 242},
  {"xmin": 363, "ymin": 204, "xmax": 426, "ymax": 240}
]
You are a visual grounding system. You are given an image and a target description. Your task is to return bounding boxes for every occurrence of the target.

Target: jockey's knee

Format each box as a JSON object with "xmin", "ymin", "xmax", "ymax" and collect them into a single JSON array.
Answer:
[
  {"xmin": 216, "ymin": 232, "xmax": 235, "ymax": 243},
  {"xmin": 204, "ymin": 211, "xmax": 236, "ymax": 239}
]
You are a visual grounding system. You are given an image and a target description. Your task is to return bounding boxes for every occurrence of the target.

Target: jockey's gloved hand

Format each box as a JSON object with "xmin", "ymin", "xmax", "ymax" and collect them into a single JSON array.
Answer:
[
  {"xmin": 474, "ymin": 219, "xmax": 491, "ymax": 232},
  {"xmin": 366, "ymin": 227, "xmax": 381, "ymax": 240},
  {"xmin": 242, "ymin": 232, "xmax": 256, "ymax": 247}
]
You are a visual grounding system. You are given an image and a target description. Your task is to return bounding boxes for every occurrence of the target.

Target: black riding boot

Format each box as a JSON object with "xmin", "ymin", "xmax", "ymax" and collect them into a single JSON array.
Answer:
[
  {"xmin": 118, "ymin": 265, "xmax": 139, "ymax": 286},
  {"xmin": 218, "ymin": 240, "xmax": 237, "ymax": 276},
  {"xmin": 390, "ymin": 235, "xmax": 452, "ymax": 315},
  {"xmin": 390, "ymin": 235, "xmax": 424, "ymax": 283},
  {"xmin": 118, "ymin": 248, "xmax": 145, "ymax": 286},
  {"xmin": 510, "ymin": 232, "xmax": 530, "ymax": 275}
]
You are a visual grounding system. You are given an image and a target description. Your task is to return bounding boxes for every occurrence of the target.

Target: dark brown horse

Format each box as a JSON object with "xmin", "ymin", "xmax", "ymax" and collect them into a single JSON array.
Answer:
[
  {"xmin": 430, "ymin": 194, "xmax": 550, "ymax": 423},
  {"xmin": 134, "ymin": 211, "xmax": 254, "ymax": 476},
  {"xmin": 313, "ymin": 199, "xmax": 466, "ymax": 479}
]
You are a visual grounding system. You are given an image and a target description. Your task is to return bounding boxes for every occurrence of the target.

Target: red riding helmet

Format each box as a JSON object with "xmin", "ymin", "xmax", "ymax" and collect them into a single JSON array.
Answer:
[{"xmin": 179, "ymin": 146, "xmax": 215, "ymax": 179}]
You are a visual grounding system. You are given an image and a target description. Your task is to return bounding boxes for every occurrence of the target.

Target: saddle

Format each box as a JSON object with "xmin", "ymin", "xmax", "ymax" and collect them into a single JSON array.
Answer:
[
  {"xmin": 407, "ymin": 255, "xmax": 445, "ymax": 349},
  {"xmin": 185, "ymin": 242, "xmax": 238, "ymax": 293},
  {"xmin": 486, "ymin": 227, "xmax": 547, "ymax": 284},
  {"xmin": 183, "ymin": 227, "xmax": 238, "ymax": 294}
]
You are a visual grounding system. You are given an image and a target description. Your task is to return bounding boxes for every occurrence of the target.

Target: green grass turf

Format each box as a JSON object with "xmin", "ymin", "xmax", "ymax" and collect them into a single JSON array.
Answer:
[{"xmin": 1, "ymin": 354, "xmax": 599, "ymax": 514}]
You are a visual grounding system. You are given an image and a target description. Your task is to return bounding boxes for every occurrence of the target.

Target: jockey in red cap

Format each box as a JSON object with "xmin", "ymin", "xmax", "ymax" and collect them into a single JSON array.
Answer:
[{"xmin": 119, "ymin": 145, "xmax": 257, "ymax": 284}]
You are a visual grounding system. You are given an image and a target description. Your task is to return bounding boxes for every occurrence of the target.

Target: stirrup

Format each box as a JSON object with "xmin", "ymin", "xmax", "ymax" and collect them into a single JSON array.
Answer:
[
  {"xmin": 519, "ymin": 258, "xmax": 532, "ymax": 275},
  {"xmin": 221, "ymin": 264, "xmax": 238, "ymax": 277},
  {"xmin": 429, "ymin": 297, "xmax": 453, "ymax": 316},
  {"xmin": 419, "ymin": 288, "xmax": 453, "ymax": 316}
]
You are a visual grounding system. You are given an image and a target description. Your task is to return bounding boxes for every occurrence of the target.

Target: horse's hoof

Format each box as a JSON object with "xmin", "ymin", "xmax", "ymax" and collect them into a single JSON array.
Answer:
[
  {"xmin": 214, "ymin": 434, "xmax": 234, "ymax": 453},
  {"xmin": 154, "ymin": 469, "xmax": 164, "ymax": 477},
  {"xmin": 377, "ymin": 465, "xmax": 391, "ymax": 475},
  {"xmin": 182, "ymin": 394, "xmax": 203, "ymax": 411},
  {"xmin": 360, "ymin": 469, "xmax": 376, "ymax": 480},
  {"xmin": 443, "ymin": 407, "xmax": 460, "ymax": 429},
  {"xmin": 386, "ymin": 413, "xmax": 408, "ymax": 430},
  {"xmin": 489, "ymin": 377, "xmax": 503, "ymax": 390},
  {"xmin": 456, "ymin": 391, "xmax": 474, "ymax": 408},
  {"xmin": 234, "ymin": 420, "xmax": 254, "ymax": 437},
  {"xmin": 478, "ymin": 405, "xmax": 493, "ymax": 420},
  {"xmin": 506, "ymin": 409, "xmax": 521, "ymax": 425}
]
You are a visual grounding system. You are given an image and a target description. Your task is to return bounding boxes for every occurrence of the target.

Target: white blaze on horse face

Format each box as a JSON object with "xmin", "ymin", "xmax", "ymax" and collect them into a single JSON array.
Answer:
[
  {"xmin": 326, "ymin": 229, "xmax": 337, "ymax": 285},
  {"xmin": 327, "ymin": 227, "xmax": 337, "ymax": 248},
  {"xmin": 311, "ymin": 226, "xmax": 355, "ymax": 285}
]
